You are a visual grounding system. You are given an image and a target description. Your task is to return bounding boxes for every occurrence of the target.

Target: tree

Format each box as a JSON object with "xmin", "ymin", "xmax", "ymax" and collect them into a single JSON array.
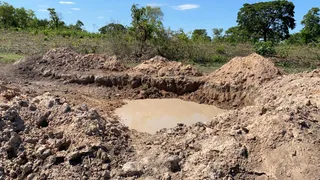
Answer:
[
  {"xmin": 212, "ymin": 28, "xmax": 223, "ymax": 41},
  {"xmin": 75, "ymin": 20, "xmax": 84, "ymax": 30},
  {"xmin": 47, "ymin": 8, "xmax": 63, "ymax": 29},
  {"xmin": 301, "ymin": 7, "xmax": 320, "ymax": 43},
  {"xmin": 0, "ymin": 1, "xmax": 15, "ymax": 28},
  {"xmin": 35, "ymin": 18, "xmax": 50, "ymax": 29},
  {"xmin": 99, "ymin": 23, "xmax": 126, "ymax": 34},
  {"xmin": 237, "ymin": 1, "xmax": 296, "ymax": 42},
  {"xmin": 13, "ymin": 7, "xmax": 29, "ymax": 28},
  {"xmin": 225, "ymin": 26, "xmax": 251, "ymax": 43},
  {"xmin": 129, "ymin": 4, "xmax": 164, "ymax": 57},
  {"xmin": 191, "ymin": 29, "xmax": 211, "ymax": 42}
]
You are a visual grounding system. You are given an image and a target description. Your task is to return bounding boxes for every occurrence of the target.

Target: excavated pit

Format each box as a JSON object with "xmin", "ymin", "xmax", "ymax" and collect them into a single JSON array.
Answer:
[
  {"xmin": 2, "ymin": 48, "xmax": 319, "ymax": 179},
  {"xmin": 115, "ymin": 99, "xmax": 226, "ymax": 134}
]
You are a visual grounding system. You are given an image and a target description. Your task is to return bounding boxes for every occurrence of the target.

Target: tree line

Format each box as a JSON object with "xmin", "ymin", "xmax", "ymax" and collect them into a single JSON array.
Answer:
[
  {"xmin": 1, "ymin": 1, "xmax": 320, "ymax": 58},
  {"xmin": 0, "ymin": 1, "xmax": 84, "ymax": 30}
]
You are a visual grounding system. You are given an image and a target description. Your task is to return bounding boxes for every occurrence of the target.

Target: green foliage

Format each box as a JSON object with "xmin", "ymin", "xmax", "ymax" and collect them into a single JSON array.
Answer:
[
  {"xmin": 254, "ymin": 41, "xmax": 276, "ymax": 56},
  {"xmin": 212, "ymin": 55, "xmax": 227, "ymax": 63},
  {"xmin": 0, "ymin": 1, "xmax": 16, "ymax": 28},
  {"xmin": 0, "ymin": 53, "xmax": 24, "ymax": 63},
  {"xmin": 212, "ymin": 28, "xmax": 223, "ymax": 42},
  {"xmin": 276, "ymin": 46, "xmax": 289, "ymax": 58},
  {"xmin": 237, "ymin": 1, "xmax": 295, "ymax": 42},
  {"xmin": 99, "ymin": 23, "xmax": 126, "ymax": 34},
  {"xmin": 301, "ymin": 7, "xmax": 320, "ymax": 44},
  {"xmin": 215, "ymin": 46, "xmax": 226, "ymax": 55},
  {"xmin": 191, "ymin": 29, "xmax": 211, "ymax": 42},
  {"xmin": 129, "ymin": 4, "xmax": 164, "ymax": 57},
  {"xmin": 225, "ymin": 26, "xmax": 251, "ymax": 43}
]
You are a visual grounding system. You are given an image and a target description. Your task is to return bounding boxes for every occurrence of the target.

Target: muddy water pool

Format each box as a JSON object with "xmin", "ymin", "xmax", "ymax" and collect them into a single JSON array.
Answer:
[{"xmin": 115, "ymin": 99, "xmax": 225, "ymax": 134}]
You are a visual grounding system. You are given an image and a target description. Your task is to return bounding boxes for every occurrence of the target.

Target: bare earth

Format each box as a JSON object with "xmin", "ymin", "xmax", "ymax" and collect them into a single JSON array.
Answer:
[{"xmin": 0, "ymin": 48, "xmax": 319, "ymax": 180}]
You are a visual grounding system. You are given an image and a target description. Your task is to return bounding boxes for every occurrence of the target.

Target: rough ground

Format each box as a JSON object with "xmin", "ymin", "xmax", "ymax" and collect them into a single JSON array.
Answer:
[{"xmin": 0, "ymin": 48, "xmax": 319, "ymax": 179}]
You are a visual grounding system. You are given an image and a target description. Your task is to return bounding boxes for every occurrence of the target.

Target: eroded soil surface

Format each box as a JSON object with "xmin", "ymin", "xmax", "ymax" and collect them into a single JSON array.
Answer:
[{"xmin": 0, "ymin": 48, "xmax": 319, "ymax": 180}]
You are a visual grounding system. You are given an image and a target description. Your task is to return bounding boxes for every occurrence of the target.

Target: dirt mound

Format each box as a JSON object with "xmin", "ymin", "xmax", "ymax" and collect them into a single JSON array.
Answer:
[
  {"xmin": 103, "ymin": 57, "xmax": 128, "ymax": 72},
  {"xmin": 0, "ymin": 87, "xmax": 132, "ymax": 179},
  {"xmin": 15, "ymin": 48, "xmax": 128, "ymax": 76},
  {"xmin": 190, "ymin": 53, "xmax": 283, "ymax": 108},
  {"xmin": 132, "ymin": 56, "xmax": 202, "ymax": 77},
  {"xmin": 207, "ymin": 53, "xmax": 282, "ymax": 86}
]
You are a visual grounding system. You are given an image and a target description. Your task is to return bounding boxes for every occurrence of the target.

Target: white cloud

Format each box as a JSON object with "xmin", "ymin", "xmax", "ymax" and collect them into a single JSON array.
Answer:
[
  {"xmin": 97, "ymin": 16, "xmax": 104, "ymax": 19},
  {"xmin": 59, "ymin": 1, "xmax": 76, "ymax": 5},
  {"xmin": 68, "ymin": 11, "xmax": 73, "ymax": 14},
  {"xmin": 173, "ymin": 4, "xmax": 200, "ymax": 11},
  {"xmin": 71, "ymin": 8, "xmax": 80, "ymax": 11},
  {"xmin": 38, "ymin": 9, "xmax": 48, "ymax": 12}
]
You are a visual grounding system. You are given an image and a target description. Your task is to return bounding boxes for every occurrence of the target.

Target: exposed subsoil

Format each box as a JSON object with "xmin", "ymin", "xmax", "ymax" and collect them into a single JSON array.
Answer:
[{"xmin": 0, "ymin": 48, "xmax": 319, "ymax": 179}]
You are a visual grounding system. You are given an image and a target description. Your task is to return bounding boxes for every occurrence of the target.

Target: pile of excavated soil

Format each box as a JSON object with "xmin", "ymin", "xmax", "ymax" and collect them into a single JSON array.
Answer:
[
  {"xmin": 206, "ymin": 53, "xmax": 282, "ymax": 86},
  {"xmin": 189, "ymin": 53, "xmax": 283, "ymax": 108},
  {"xmin": 0, "ymin": 86, "xmax": 132, "ymax": 179},
  {"xmin": 126, "ymin": 70, "xmax": 320, "ymax": 180},
  {"xmin": 15, "ymin": 48, "xmax": 128, "ymax": 77},
  {"xmin": 132, "ymin": 56, "xmax": 203, "ymax": 77}
]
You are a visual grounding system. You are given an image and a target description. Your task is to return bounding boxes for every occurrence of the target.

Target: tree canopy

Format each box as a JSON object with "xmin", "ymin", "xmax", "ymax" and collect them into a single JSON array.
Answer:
[
  {"xmin": 99, "ymin": 23, "xmax": 126, "ymax": 34},
  {"xmin": 237, "ymin": 0, "xmax": 296, "ymax": 42},
  {"xmin": 191, "ymin": 29, "xmax": 211, "ymax": 42},
  {"xmin": 301, "ymin": 7, "xmax": 320, "ymax": 43}
]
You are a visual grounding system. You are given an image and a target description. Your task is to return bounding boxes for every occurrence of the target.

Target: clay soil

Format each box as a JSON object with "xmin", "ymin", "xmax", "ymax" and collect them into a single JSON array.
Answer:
[{"xmin": 0, "ymin": 48, "xmax": 319, "ymax": 180}]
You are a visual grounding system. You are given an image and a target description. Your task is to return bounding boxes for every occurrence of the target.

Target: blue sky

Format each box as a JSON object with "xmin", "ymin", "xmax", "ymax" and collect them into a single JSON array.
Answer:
[{"xmin": 7, "ymin": 0, "xmax": 320, "ymax": 34}]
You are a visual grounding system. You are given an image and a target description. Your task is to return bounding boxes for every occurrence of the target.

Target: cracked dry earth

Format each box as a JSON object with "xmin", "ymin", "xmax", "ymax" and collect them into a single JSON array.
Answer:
[{"xmin": 0, "ymin": 48, "xmax": 319, "ymax": 180}]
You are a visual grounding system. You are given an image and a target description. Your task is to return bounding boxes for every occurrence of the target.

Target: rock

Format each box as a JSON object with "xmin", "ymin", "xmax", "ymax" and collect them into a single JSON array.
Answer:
[
  {"xmin": 36, "ymin": 145, "xmax": 51, "ymax": 159},
  {"xmin": 22, "ymin": 162, "xmax": 33, "ymax": 175},
  {"xmin": 42, "ymin": 69, "xmax": 52, "ymax": 77},
  {"xmin": 164, "ymin": 155, "xmax": 181, "ymax": 172},
  {"xmin": 121, "ymin": 162, "xmax": 143, "ymax": 177},
  {"xmin": 162, "ymin": 173, "xmax": 171, "ymax": 180},
  {"xmin": 18, "ymin": 100, "xmax": 29, "ymax": 107},
  {"xmin": 61, "ymin": 103, "xmax": 71, "ymax": 113},
  {"xmin": 37, "ymin": 111, "xmax": 51, "ymax": 127},
  {"xmin": 28, "ymin": 104, "xmax": 37, "ymax": 111}
]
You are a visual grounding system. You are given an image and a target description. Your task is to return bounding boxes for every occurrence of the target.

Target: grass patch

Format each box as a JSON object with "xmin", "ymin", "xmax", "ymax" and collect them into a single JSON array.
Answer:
[
  {"xmin": 278, "ymin": 66, "xmax": 315, "ymax": 74},
  {"xmin": 0, "ymin": 53, "xmax": 24, "ymax": 63},
  {"xmin": 193, "ymin": 63, "xmax": 224, "ymax": 74}
]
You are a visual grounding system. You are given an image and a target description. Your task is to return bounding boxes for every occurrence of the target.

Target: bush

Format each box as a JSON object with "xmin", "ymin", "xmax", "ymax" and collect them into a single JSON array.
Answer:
[
  {"xmin": 254, "ymin": 41, "xmax": 276, "ymax": 56},
  {"xmin": 212, "ymin": 55, "xmax": 227, "ymax": 63},
  {"xmin": 215, "ymin": 46, "xmax": 226, "ymax": 54}
]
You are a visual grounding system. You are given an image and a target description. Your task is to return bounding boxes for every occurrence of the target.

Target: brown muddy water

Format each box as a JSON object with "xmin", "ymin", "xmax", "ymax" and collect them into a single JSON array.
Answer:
[{"xmin": 115, "ymin": 99, "xmax": 226, "ymax": 134}]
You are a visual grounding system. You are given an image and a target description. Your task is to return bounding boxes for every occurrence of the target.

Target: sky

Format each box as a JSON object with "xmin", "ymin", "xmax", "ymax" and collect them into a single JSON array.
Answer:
[{"xmin": 7, "ymin": 0, "xmax": 320, "ymax": 34}]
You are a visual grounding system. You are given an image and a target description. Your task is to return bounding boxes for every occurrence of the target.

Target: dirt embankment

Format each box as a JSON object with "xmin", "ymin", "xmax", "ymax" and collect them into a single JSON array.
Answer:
[
  {"xmin": 1, "ymin": 48, "xmax": 320, "ymax": 179},
  {"xmin": 14, "ymin": 48, "xmax": 204, "ymax": 97},
  {"xmin": 14, "ymin": 49, "xmax": 283, "ymax": 108}
]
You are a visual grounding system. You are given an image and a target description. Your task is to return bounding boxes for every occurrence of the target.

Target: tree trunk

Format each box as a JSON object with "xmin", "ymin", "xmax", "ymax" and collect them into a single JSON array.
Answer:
[{"xmin": 263, "ymin": 32, "xmax": 267, "ymax": 42}]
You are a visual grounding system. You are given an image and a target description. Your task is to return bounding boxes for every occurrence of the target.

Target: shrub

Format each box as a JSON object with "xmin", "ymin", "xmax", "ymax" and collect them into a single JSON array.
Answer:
[
  {"xmin": 212, "ymin": 55, "xmax": 227, "ymax": 63},
  {"xmin": 215, "ymin": 46, "xmax": 226, "ymax": 54},
  {"xmin": 254, "ymin": 41, "xmax": 276, "ymax": 56}
]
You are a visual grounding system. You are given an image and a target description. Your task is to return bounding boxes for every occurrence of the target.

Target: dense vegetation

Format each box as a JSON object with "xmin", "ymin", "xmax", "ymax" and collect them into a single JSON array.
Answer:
[{"xmin": 0, "ymin": 1, "xmax": 319, "ymax": 72}]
